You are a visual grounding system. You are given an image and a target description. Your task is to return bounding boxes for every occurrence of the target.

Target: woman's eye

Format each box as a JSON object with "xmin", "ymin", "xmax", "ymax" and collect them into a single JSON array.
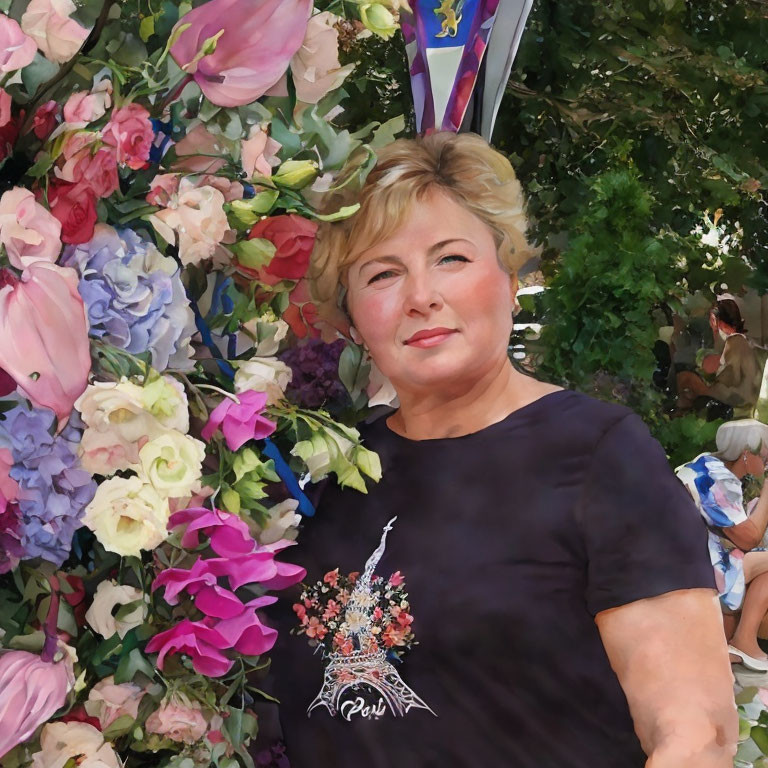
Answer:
[
  {"xmin": 368, "ymin": 270, "xmax": 396, "ymax": 284},
  {"xmin": 439, "ymin": 254, "xmax": 468, "ymax": 264}
]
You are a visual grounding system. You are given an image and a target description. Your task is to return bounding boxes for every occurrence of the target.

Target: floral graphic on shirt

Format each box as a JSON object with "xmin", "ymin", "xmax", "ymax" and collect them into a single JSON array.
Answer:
[{"xmin": 292, "ymin": 517, "xmax": 436, "ymax": 720}]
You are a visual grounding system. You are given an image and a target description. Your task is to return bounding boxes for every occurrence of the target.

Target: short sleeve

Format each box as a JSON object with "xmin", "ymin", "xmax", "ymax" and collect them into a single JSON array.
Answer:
[
  {"xmin": 576, "ymin": 412, "xmax": 716, "ymax": 616},
  {"xmin": 696, "ymin": 457, "xmax": 748, "ymax": 529}
]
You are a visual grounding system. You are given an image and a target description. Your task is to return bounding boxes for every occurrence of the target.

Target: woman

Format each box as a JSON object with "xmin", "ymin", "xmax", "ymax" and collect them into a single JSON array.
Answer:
[
  {"xmin": 254, "ymin": 132, "xmax": 737, "ymax": 767},
  {"xmin": 677, "ymin": 298, "xmax": 763, "ymax": 418},
  {"xmin": 676, "ymin": 419, "xmax": 768, "ymax": 671}
]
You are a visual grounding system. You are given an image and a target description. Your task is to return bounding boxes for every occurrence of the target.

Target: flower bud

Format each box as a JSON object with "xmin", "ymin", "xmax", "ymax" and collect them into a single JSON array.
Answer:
[
  {"xmin": 273, "ymin": 159, "xmax": 319, "ymax": 190},
  {"xmin": 359, "ymin": 3, "xmax": 398, "ymax": 40}
]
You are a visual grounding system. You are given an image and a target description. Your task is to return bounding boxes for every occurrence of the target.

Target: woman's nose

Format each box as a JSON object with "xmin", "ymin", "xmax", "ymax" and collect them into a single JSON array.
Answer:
[{"xmin": 402, "ymin": 271, "xmax": 443, "ymax": 314}]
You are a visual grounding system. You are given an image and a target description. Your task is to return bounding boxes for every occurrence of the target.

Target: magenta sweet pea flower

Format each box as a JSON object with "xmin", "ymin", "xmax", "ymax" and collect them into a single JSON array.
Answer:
[
  {"xmin": 201, "ymin": 390, "xmax": 276, "ymax": 451},
  {"xmin": 169, "ymin": 0, "xmax": 313, "ymax": 108},
  {"xmin": 211, "ymin": 596, "xmax": 278, "ymax": 656},
  {"xmin": 154, "ymin": 558, "xmax": 245, "ymax": 620},
  {"xmin": 168, "ymin": 506, "xmax": 254, "ymax": 557},
  {"xmin": 145, "ymin": 619, "xmax": 233, "ymax": 677}
]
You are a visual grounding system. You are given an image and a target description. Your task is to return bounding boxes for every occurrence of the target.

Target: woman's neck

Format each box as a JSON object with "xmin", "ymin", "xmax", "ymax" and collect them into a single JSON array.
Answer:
[{"xmin": 385, "ymin": 359, "xmax": 561, "ymax": 441}]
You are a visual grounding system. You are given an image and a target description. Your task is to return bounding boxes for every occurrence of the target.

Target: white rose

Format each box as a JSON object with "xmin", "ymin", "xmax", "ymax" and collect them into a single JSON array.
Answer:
[
  {"xmin": 234, "ymin": 357, "xmax": 293, "ymax": 406},
  {"xmin": 85, "ymin": 581, "xmax": 148, "ymax": 639},
  {"xmin": 83, "ymin": 476, "xmax": 170, "ymax": 557},
  {"xmin": 135, "ymin": 431, "xmax": 205, "ymax": 498}
]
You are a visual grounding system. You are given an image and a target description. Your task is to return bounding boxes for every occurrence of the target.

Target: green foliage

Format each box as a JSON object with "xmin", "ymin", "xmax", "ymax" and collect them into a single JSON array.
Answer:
[{"xmin": 537, "ymin": 168, "xmax": 677, "ymax": 422}]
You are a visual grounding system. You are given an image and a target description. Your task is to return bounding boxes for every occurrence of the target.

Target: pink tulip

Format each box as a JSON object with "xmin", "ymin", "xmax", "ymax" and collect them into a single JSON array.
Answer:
[
  {"xmin": 0, "ymin": 263, "xmax": 90, "ymax": 428},
  {"xmin": 0, "ymin": 649, "xmax": 75, "ymax": 759},
  {"xmin": 0, "ymin": 15, "xmax": 36, "ymax": 73},
  {"xmin": 201, "ymin": 390, "xmax": 276, "ymax": 451},
  {"xmin": 168, "ymin": 506, "xmax": 254, "ymax": 557},
  {"xmin": 170, "ymin": 0, "xmax": 313, "ymax": 108}
]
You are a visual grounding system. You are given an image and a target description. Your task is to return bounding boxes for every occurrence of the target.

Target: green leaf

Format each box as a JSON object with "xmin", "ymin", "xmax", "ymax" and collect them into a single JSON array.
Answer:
[
  {"xmin": 139, "ymin": 14, "xmax": 156, "ymax": 42},
  {"xmin": 114, "ymin": 648, "xmax": 156, "ymax": 684},
  {"xmin": 231, "ymin": 238, "xmax": 276, "ymax": 269}
]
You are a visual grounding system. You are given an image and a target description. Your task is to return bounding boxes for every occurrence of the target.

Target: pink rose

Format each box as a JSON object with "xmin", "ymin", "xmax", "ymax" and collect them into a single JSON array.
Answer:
[
  {"xmin": 145, "ymin": 699, "xmax": 207, "ymax": 745},
  {"xmin": 21, "ymin": 0, "xmax": 89, "ymax": 64},
  {"xmin": 291, "ymin": 11, "xmax": 355, "ymax": 104},
  {"xmin": 85, "ymin": 676, "xmax": 144, "ymax": 730},
  {"xmin": 148, "ymin": 178, "xmax": 231, "ymax": 266},
  {"xmin": 0, "ymin": 15, "xmax": 37, "ymax": 73},
  {"xmin": 241, "ymin": 124, "xmax": 281, "ymax": 180},
  {"xmin": 200, "ymin": 389, "xmax": 276, "ymax": 451},
  {"xmin": 56, "ymin": 133, "xmax": 118, "ymax": 198},
  {"xmin": 63, "ymin": 79, "xmax": 112, "ymax": 124},
  {"xmin": 0, "ymin": 89, "xmax": 10, "ymax": 128},
  {"xmin": 244, "ymin": 214, "xmax": 318, "ymax": 281},
  {"xmin": 0, "ymin": 187, "xmax": 62, "ymax": 269},
  {"xmin": 31, "ymin": 100, "xmax": 59, "ymax": 140},
  {"xmin": 48, "ymin": 180, "xmax": 98, "ymax": 244},
  {"xmin": 146, "ymin": 173, "xmax": 180, "ymax": 206},
  {"xmin": 102, "ymin": 103, "xmax": 153, "ymax": 170}
]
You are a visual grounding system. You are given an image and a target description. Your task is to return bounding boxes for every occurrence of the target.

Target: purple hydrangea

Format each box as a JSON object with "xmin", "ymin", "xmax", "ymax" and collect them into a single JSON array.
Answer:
[
  {"xmin": 0, "ymin": 404, "xmax": 96, "ymax": 568},
  {"xmin": 60, "ymin": 224, "xmax": 196, "ymax": 371},
  {"xmin": 278, "ymin": 338, "xmax": 348, "ymax": 408}
]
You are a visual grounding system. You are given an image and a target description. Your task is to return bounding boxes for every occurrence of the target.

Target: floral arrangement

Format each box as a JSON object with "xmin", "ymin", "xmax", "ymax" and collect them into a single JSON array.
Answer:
[
  {"xmin": 292, "ymin": 567, "xmax": 416, "ymax": 660},
  {"xmin": 0, "ymin": 0, "xmax": 407, "ymax": 765}
]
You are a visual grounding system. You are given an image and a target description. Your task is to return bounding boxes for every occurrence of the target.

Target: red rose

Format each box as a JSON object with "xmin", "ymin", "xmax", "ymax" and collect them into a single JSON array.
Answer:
[
  {"xmin": 246, "ymin": 213, "xmax": 319, "ymax": 281},
  {"xmin": 0, "ymin": 367, "xmax": 15, "ymax": 396},
  {"xmin": 0, "ymin": 112, "xmax": 19, "ymax": 164},
  {"xmin": 31, "ymin": 100, "xmax": 59, "ymax": 140},
  {"xmin": 59, "ymin": 707, "xmax": 102, "ymax": 730},
  {"xmin": 49, "ymin": 181, "xmax": 98, "ymax": 245}
]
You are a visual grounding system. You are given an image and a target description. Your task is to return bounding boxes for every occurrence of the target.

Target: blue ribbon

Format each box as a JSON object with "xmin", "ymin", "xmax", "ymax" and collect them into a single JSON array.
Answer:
[{"xmin": 190, "ymin": 278, "xmax": 316, "ymax": 516}]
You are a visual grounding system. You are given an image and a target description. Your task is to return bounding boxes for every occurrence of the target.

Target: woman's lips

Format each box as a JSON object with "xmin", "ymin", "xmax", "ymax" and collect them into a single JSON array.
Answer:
[{"xmin": 405, "ymin": 330, "xmax": 457, "ymax": 348}]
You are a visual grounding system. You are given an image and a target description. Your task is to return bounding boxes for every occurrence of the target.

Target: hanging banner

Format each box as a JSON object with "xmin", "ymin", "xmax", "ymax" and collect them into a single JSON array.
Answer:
[{"xmin": 401, "ymin": 0, "xmax": 534, "ymax": 140}]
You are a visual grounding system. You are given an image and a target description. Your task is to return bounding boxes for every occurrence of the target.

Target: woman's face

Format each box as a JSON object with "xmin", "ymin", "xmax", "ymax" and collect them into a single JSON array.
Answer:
[
  {"xmin": 345, "ymin": 187, "xmax": 518, "ymax": 395},
  {"xmin": 743, "ymin": 442, "xmax": 768, "ymax": 476}
]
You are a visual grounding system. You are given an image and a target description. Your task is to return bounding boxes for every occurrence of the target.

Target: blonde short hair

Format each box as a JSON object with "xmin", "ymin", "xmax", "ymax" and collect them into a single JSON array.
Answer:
[
  {"xmin": 715, "ymin": 419, "xmax": 768, "ymax": 461},
  {"xmin": 307, "ymin": 131, "xmax": 535, "ymax": 331}
]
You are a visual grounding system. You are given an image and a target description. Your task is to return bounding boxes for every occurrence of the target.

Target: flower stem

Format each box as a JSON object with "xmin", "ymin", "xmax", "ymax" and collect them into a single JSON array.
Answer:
[{"xmin": 41, "ymin": 575, "xmax": 61, "ymax": 663}]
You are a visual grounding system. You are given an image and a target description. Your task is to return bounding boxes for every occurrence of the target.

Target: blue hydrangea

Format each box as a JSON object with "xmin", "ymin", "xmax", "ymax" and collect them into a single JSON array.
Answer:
[
  {"xmin": 0, "ymin": 404, "xmax": 96, "ymax": 567},
  {"xmin": 61, "ymin": 224, "xmax": 196, "ymax": 371}
]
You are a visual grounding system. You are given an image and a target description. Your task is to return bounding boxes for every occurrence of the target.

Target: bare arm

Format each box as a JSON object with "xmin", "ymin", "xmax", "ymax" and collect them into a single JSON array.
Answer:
[
  {"xmin": 722, "ymin": 478, "xmax": 768, "ymax": 550},
  {"xmin": 595, "ymin": 588, "xmax": 738, "ymax": 768}
]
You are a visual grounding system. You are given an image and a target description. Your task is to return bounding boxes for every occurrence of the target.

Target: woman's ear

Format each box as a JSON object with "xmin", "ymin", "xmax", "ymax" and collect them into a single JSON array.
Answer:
[
  {"xmin": 349, "ymin": 326, "xmax": 364, "ymax": 345},
  {"xmin": 509, "ymin": 271, "xmax": 520, "ymax": 315}
]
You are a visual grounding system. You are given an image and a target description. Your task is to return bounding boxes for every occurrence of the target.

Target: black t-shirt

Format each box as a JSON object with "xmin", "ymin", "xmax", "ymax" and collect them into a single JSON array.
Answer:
[{"xmin": 254, "ymin": 388, "xmax": 716, "ymax": 768}]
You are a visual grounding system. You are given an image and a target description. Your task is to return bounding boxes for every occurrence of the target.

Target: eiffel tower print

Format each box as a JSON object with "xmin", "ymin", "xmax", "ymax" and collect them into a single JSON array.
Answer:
[{"xmin": 307, "ymin": 517, "xmax": 437, "ymax": 719}]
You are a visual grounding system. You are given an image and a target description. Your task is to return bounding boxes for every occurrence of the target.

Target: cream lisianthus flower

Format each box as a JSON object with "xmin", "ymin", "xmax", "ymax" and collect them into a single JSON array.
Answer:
[
  {"xmin": 75, "ymin": 377, "xmax": 189, "ymax": 476},
  {"xmin": 85, "ymin": 581, "xmax": 148, "ymax": 640},
  {"xmin": 31, "ymin": 722, "xmax": 120, "ymax": 768},
  {"xmin": 135, "ymin": 431, "xmax": 205, "ymax": 498},
  {"xmin": 234, "ymin": 357, "xmax": 293, "ymax": 406},
  {"xmin": 253, "ymin": 498, "xmax": 301, "ymax": 545},
  {"xmin": 83, "ymin": 476, "xmax": 170, "ymax": 557},
  {"xmin": 241, "ymin": 312, "xmax": 290, "ymax": 356},
  {"xmin": 85, "ymin": 676, "xmax": 145, "ymax": 730}
]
